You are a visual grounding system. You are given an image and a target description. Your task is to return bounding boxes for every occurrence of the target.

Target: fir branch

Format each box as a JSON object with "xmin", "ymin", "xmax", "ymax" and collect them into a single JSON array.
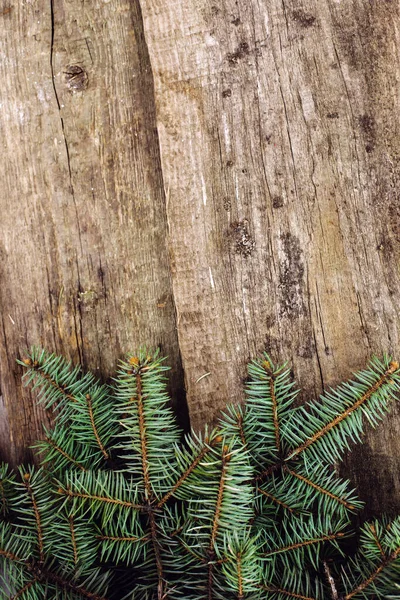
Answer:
[
  {"xmin": 181, "ymin": 439, "xmax": 254, "ymax": 546},
  {"xmin": 210, "ymin": 445, "xmax": 231, "ymax": 548},
  {"xmin": 175, "ymin": 536, "xmax": 206, "ymax": 563},
  {"xmin": 177, "ymin": 438, "xmax": 254, "ymax": 598},
  {"xmin": 58, "ymin": 486, "xmax": 143, "ymax": 510},
  {"xmin": 261, "ymin": 584, "xmax": 316, "ymax": 600},
  {"xmin": 207, "ymin": 560, "xmax": 214, "ymax": 600},
  {"xmin": 95, "ymin": 518, "xmax": 146, "ymax": 565},
  {"xmin": 0, "ymin": 481, "xmax": 7, "ymax": 523},
  {"xmin": 8, "ymin": 348, "xmax": 400, "ymax": 599},
  {"xmin": 148, "ymin": 508, "xmax": 165, "ymax": 600},
  {"xmin": 262, "ymin": 531, "xmax": 345, "ymax": 557},
  {"xmin": 20, "ymin": 350, "xmax": 90, "ymax": 410},
  {"xmin": 85, "ymin": 393, "xmax": 109, "ymax": 460},
  {"xmin": 258, "ymin": 487, "xmax": 296, "ymax": 513},
  {"xmin": 243, "ymin": 355, "xmax": 298, "ymax": 467},
  {"xmin": 0, "ymin": 480, "xmax": 6, "ymax": 517},
  {"xmin": 45, "ymin": 513, "xmax": 99, "ymax": 576},
  {"xmin": 261, "ymin": 566, "xmax": 323, "ymax": 600},
  {"xmin": 57, "ymin": 470, "xmax": 145, "ymax": 525},
  {"xmin": 134, "ymin": 368, "xmax": 151, "ymax": 499},
  {"xmin": 259, "ymin": 515, "xmax": 349, "ymax": 573},
  {"xmin": 114, "ymin": 350, "xmax": 181, "ymax": 497},
  {"xmin": 0, "ymin": 463, "xmax": 15, "ymax": 517},
  {"xmin": 32, "ymin": 564, "xmax": 109, "ymax": 600},
  {"xmin": 284, "ymin": 465, "xmax": 356, "ymax": 511},
  {"xmin": 206, "ymin": 445, "xmax": 235, "ymax": 600},
  {"xmin": 221, "ymin": 534, "xmax": 262, "ymax": 597},
  {"xmin": 69, "ymin": 515, "xmax": 78, "ymax": 566},
  {"xmin": 44, "ymin": 433, "xmax": 88, "ymax": 472},
  {"xmin": 0, "ymin": 546, "xmax": 21, "ymax": 562},
  {"xmin": 22, "ymin": 356, "xmax": 79, "ymax": 403},
  {"xmin": 157, "ymin": 434, "xmax": 223, "ymax": 508},
  {"xmin": 236, "ymin": 551, "xmax": 243, "ymax": 599},
  {"xmin": 250, "ymin": 461, "xmax": 282, "ymax": 484},
  {"xmin": 10, "ymin": 579, "xmax": 36, "ymax": 599},
  {"xmin": 255, "ymin": 461, "xmax": 363, "ymax": 522},
  {"xmin": 95, "ymin": 534, "xmax": 143, "ymax": 542},
  {"xmin": 263, "ymin": 359, "xmax": 281, "ymax": 452},
  {"xmin": 237, "ymin": 413, "xmax": 248, "ymax": 449},
  {"xmin": 286, "ymin": 517, "xmax": 400, "ymax": 598},
  {"xmin": 205, "ymin": 444, "xmax": 231, "ymax": 600},
  {"xmin": 69, "ymin": 384, "xmax": 117, "ymax": 461},
  {"xmin": 32, "ymin": 424, "xmax": 100, "ymax": 475},
  {"xmin": 344, "ymin": 547, "xmax": 400, "ymax": 599},
  {"xmin": 286, "ymin": 358, "xmax": 399, "ymax": 462},
  {"xmin": 22, "ymin": 472, "xmax": 44, "ymax": 562},
  {"xmin": 0, "ymin": 546, "xmax": 109, "ymax": 600},
  {"xmin": 367, "ymin": 523, "xmax": 385, "ymax": 558}
]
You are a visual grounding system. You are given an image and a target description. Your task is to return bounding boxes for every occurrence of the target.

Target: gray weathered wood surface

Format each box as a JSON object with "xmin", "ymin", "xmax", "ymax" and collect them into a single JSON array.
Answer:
[{"xmin": 1, "ymin": 0, "xmax": 399, "ymax": 514}]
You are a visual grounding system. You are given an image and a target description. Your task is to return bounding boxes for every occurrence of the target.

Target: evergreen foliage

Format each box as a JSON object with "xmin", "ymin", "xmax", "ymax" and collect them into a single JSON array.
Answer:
[{"xmin": 0, "ymin": 349, "xmax": 400, "ymax": 599}]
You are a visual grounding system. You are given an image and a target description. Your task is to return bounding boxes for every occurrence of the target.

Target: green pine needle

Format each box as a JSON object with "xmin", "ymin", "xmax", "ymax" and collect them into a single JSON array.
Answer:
[{"xmin": 0, "ymin": 348, "xmax": 398, "ymax": 599}]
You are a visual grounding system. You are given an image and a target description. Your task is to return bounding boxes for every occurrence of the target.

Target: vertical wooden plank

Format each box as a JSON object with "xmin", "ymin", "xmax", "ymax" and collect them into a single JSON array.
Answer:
[
  {"xmin": 141, "ymin": 0, "xmax": 400, "ymax": 512},
  {"xmin": 0, "ymin": 0, "xmax": 186, "ymax": 465}
]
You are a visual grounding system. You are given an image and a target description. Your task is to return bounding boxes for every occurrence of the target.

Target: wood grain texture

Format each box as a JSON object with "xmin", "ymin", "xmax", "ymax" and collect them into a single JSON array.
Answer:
[
  {"xmin": 1, "ymin": 0, "xmax": 400, "ymax": 515},
  {"xmin": 0, "ymin": 0, "xmax": 186, "ymax": 466},
  {"xmin": 140, "ymin": 0, "xmax": 400, "ymax": 513}
]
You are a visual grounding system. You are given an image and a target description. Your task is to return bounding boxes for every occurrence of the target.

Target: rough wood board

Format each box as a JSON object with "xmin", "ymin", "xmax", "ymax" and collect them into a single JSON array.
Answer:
[
  {"xmin": 140, "ymin": 0, "xmax": 400, "ymax": 514},
  {"xmin": 0, "ymin": 0, "xmax": 185, "ymax": 466}
]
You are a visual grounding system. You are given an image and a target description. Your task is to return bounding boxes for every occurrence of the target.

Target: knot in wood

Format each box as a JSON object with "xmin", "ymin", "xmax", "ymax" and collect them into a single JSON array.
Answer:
[{"xmin": 64, "ymin": 65, "xmax": 88, "ymax": 92}]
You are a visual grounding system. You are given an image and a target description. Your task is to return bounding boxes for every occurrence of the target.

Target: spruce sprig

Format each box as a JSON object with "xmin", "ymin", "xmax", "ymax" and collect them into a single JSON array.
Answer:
[{"xmin": 0, "ymin": 348, "xmax": 398, "ymax": 599}]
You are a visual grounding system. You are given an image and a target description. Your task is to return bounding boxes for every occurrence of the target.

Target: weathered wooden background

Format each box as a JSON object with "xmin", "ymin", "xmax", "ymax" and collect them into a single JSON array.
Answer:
[{"xmin": 1, "ymin": 0, "xmax": 399, "ymax": 515}]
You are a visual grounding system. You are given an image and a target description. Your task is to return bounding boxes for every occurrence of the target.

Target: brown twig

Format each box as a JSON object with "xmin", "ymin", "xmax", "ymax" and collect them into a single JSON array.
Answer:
[{"xmin": 323, "ymin": 561, "xmax": 340, "ymax": 600}]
